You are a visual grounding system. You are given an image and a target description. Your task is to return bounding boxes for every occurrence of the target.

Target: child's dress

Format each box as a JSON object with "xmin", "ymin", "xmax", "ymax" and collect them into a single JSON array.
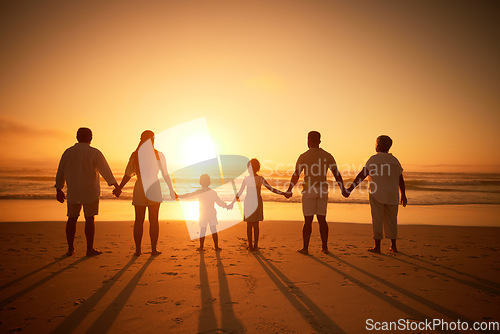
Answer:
[{"xmin": 244, "ymin": 175, "xmax": 264, "ymax": 222}]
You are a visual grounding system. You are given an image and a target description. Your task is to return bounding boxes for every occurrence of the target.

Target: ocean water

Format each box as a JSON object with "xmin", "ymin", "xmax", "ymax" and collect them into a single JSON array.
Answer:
[{"xmin": 1, "ymin": 168, "xmax": 500, "ymax": 206}]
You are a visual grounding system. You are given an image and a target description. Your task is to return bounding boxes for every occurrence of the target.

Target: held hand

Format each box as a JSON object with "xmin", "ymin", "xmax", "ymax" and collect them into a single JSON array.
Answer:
[
  {"xmin": 401, "ymin": 194, "xmax": 408, "ymax": 207},
  {"xmin": 170, "ymin": 190, "xmax": 178, "ymax": 200},
  {"xmin": 347, "ymin": 184, "xmax": 355, "ymax": 193},
  {"xmin": 284, "ymin": 191, "xmax": 293, "ymax": 199},
  {"xmin": 113, "ymin": 188, "xmax": 122, "ymax": 198},
  {"xmin": 342, "ymin": 188, "xmax": 350, "ymax": 198},
  {"xmin": 56, "ymin": 189, "xmax": 65, "ymax": 203},
  {"xmin": 227, "ymin": 202, "xmax": 234, "ymax": 210}
]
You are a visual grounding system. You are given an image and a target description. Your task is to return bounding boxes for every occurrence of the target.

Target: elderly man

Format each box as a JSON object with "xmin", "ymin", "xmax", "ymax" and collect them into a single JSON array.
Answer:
[{"xmin": 55, "ymin": 127, "xmax": 118, "ymax": 256}]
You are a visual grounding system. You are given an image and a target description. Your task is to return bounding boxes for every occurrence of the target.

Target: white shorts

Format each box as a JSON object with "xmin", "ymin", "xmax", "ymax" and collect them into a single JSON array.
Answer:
[
  {"xmin": 369, "ymin": 194, "xmax": 398, "ymax": 239},
  {"xmin": 302, "ymin": 192, "xmax": 328, "ymax": 217},
  {"xmin": 67, "ymin": 200, "xmax": 99, "ymax": 218}
]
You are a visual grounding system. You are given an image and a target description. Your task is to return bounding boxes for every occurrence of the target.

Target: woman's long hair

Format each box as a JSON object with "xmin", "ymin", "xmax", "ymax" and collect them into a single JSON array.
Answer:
[{"xmin": 130, "ymin": 130, "xmax": 160, "ymax": 176}]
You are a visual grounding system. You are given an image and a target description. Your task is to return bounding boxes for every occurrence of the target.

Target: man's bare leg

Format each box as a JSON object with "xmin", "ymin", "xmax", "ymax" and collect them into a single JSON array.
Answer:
[
  {"xmin": 318, "ymin": 215, "xmax": 329, "ymax": 254},
  {"xmin": 85, "ymin": 216, "xmax": 102, "ymax": 256},
  {"xmin": 368, "ymin": 239, "xmax": 381, "ymax": 253},
  {"xmin": 66, "ymin": 217, "xmax": 78, "ymax": 256},
  {"xmin": 298, "ymin": 216, "xmax": 313, "ymax": 254}
]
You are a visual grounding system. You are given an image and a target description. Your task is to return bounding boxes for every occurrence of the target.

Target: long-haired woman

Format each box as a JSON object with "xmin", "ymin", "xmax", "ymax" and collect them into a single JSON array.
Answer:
[{"xmin": 114, "ymin": 130, "xmax": 176, "ymax": 256}]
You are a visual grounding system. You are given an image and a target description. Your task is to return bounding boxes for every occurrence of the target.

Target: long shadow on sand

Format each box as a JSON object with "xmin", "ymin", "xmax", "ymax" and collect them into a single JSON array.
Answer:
[
  {"xmin": 198, "ymin": 253, "xmax": 219, "ymax": 334},
  {"xmin": 252, "ymin": 252, "xmax": 345, "ymax": 334},
  {"xmin": 50, "ymin": 256, "xmax": 138, "ymax": 334},
  {"xmin": 0, "ymin": 256, "xmax": 89, "ymax": 309},
  {"xmin": 84, "ymin": 256, "xmax": 154, "ymax": 333},
  {"xmin": 309, "ymin": 256, "xmax": 434, "ymax": 322},
  {"xmin": 325, "ymin": 253, "xmax": 476, "ymax": 324},
  {"xmin": 398, "ymin": 252, "xmax": 500, "ymax": 291},
  {"xmin": 216, "ymin": 252, "xmax": 245, "ymax": 333},
  {"xmin": 381, "ymin": 253, "xmax": 500, "ymax": 295},
  {"xmin": 0, "ymin": 256, "xmax": 67, "ymax": 292}
]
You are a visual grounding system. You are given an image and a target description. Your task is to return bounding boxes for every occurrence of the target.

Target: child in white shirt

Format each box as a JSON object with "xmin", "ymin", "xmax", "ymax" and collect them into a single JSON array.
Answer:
[{"xmin": 179, "ymin": 174, "xmax": 229, "ymax": 251}]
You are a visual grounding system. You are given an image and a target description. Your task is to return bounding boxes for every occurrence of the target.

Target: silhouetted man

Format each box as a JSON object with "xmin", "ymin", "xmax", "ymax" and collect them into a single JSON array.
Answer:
[
  {"xmin": 55, "ymin": 127, "xmax": 118, "ymax": 256},
  {"xmin": 286, "ymin": 131, "xmax": 348, "ymax": 254}
]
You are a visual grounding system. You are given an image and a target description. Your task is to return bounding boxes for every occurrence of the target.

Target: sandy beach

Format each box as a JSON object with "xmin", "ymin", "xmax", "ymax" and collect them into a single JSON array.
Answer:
[{"xmin": 1, "ymin": 219, "xmax": 499, "ymax": 333}]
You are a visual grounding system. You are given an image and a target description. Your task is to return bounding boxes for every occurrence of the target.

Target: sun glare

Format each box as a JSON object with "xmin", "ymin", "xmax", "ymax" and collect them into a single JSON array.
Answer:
[
  {"xmin": 155, "ymin": 118, "xmax": 218, "ymax": 172},
  {"xmin": 181, "ymin": 133, "xmax": 217, "ymax": 167}
]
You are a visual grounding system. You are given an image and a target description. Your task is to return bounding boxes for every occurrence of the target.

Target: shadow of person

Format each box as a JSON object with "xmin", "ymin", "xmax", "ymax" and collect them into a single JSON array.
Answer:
[
  {"xmin": 307, "ymin": 255, "xmax": 432, "ymax": 322},
  {"xmin": 381, "ymin": 253, "xmax": 500, "ymax": 295},
  {"xmin": 398, "ymin": 252, "xmax": 500, "ymax": 291},
  {"xmin": 251, "ymin": 252, "xmax": 345, "ymax": 334},
  {"xmin": 198, "ymin": 252, "xmax": 218, "ymax": 333},
  {"xmin": 0, "ymin": 255, "xmax": 67, "ymax": 292},
  {"xmin": 325, "ymin": 253, "xmax": 475, "ymax": 324},
  {"xmin": 50, "ymin": 256, "xmax": 139, "ymax": 334},
  {"xmin": 1, "ymin": 256, "xmax": 89, "ymax": 309},
  {"xmin": 84, "ymin": 256, "xmax": 155, "ymax": 333},
  {"xmin": 216, "ymin": 252, "xmax": 245, "ymax": 333}
]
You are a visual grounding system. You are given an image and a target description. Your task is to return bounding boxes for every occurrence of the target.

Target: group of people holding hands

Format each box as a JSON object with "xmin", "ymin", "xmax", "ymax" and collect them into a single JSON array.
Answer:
[{"xmin": 55, "ymin": 128, "xmax": 407, "ymax": 257}]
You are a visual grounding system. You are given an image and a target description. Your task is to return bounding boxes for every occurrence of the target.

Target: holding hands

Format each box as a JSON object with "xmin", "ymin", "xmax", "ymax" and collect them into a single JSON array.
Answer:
[
  {"xmin": 170, "ymin": 189, "xmax": 179, "ymax": 200},
  {"xmin": 341, "ymin": 183, "xmax": 354, "ymax": 198},
  {"xmin": 113, "ymin": 186, "xmax": 122, "ymax": 198}
]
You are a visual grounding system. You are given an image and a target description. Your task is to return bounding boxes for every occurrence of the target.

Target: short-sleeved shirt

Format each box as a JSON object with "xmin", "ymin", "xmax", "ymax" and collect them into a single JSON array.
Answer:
[
  {"xmin": 365, "ymin": 152, "xmax": 403, "ymax": 205},
  {"xmin": 190, "ymin": 188, "xmax": 226, "ymax": 224},
  {"xmin": 55, "ymin": 143, "xmax": 116, "ymax": 204},
  {"xmin": 295, "ymin": 148, "xmax": 336, "ymax": 193}
]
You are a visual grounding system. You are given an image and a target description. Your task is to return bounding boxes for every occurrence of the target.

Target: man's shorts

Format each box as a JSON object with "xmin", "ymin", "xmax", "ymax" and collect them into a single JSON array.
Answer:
[
  {"xmin": 67, "ymin": 200, "xmax": 99, "ymax": 218},
  {"xmin": 302, "ymin": 191, "xmax": 328, "ymax": 216}
]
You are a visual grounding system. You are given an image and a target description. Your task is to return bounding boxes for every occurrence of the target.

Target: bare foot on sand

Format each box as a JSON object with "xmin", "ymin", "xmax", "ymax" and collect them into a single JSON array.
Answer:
[
  {"xmin": 197, "ymin": 247, "xmax": 205, "ymax": 252},
  {"xmin": 134, "ymin": 250, "xmax": 141, "ymax": 256},
  {"xmin": 367, "ymin": 247, "xmax": 381, "ymax": 254},
  {"xmin": 389, "ymin": 247, "xmax": 398, "ymax": 253},
  {"xmin": 86, "ymin": 249, "xmax": 103, "ymax": 256},
  {"xmin": 298, "ymin": 248, "xmax": 309, "ymax": 255},
  {"xmin": 214, "ymin": 247, "xmax": 222, "ymax": 251},
  {"xmin": 321, "ymin": 248, "xmax": 329, "ymax": 254},
  {"xmin": 66, "ymin": 248, "xmax": 75, "ymax": 256},
  {"xmin": 151, "ymin": 250, "xmax": 162, "ymax": 256}
]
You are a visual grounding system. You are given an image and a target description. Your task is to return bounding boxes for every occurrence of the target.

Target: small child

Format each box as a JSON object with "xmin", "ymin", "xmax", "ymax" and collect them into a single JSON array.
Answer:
[
  {"xmin": 347, "ymin": 135, "xmax": 407, "ymax": 253},
  {"xmin": 231, "ymin": 158, "xmax": 288, "ymax": 251},
  {"xmin": 179, "ymin": 174, "xmax": 229, "ymax": 251}
]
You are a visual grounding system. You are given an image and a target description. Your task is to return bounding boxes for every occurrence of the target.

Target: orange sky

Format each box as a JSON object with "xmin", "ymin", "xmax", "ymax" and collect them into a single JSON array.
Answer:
[{"xmin": 1, "ymin": 1, "xmax": 499, "ymax": 173}]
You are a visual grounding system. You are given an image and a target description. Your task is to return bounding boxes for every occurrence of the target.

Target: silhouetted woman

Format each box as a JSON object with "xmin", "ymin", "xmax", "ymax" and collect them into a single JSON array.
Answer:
[{"xmin": 114, "ymin": 130, "xmax": 176, "ymax": 256}]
